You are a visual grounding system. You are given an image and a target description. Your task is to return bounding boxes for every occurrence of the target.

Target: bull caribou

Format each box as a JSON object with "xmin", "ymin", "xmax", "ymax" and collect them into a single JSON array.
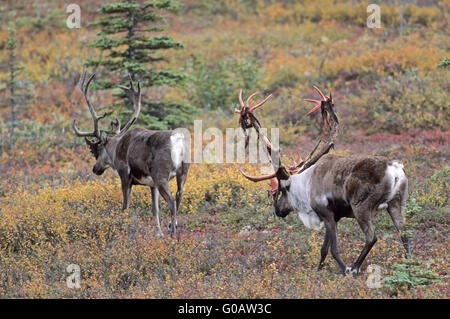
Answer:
[
  {"xmin": 235, "ymin": 87, "xmax": 411, "ymax": 276},
  {"xmin": 72, "ymin": 72, "xmax": 189, "ymax": 238}
]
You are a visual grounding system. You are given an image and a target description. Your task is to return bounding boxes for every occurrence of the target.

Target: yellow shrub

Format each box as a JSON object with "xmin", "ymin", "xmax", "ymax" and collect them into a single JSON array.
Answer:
[{"xmin": 418, "ymin": 166, "xmax": 449, "ymax": 208}]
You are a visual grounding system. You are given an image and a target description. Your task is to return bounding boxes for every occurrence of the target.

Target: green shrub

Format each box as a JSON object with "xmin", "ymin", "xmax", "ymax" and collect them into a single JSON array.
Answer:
[
  {"xmin": 406, "ymin": 197, "xmax": 422, "ymax": 218},
  {"xmin": 383, "ymin": 258, "xmax": 440, "ymax": 294},
  {"xmin": 438, "ymin": 57, "xmax": 450, "ymax": 69},
  {"xmin": 185, "ymin": 56, "xmax": 262, "ymax": 111}
]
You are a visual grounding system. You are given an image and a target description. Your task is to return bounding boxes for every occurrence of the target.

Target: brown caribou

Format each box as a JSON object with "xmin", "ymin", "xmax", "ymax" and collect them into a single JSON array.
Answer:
[
  {"xmin": 72, "ymin": 72, "xmax": 189, "ymax": 237},
  {"xmin": 235, "ymin": 87, "xmax": 410, "ymax": 276}
]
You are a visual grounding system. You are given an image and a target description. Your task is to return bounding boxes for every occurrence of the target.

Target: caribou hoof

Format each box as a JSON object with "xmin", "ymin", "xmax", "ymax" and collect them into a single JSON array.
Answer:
[
  {"xmin": 344, "ymin": 267, "xmax": 352, "ymax": 276},
  {"xmin": 168, "ymin": 220, "xmax": 178, "ymax": 234},
  {"xmin": 154, "ymin": 228, "xmax": 165, "ymax": 238},
  {"xmin": 157, "ymin": 232, "xmax": 165, "ymax": 238}
]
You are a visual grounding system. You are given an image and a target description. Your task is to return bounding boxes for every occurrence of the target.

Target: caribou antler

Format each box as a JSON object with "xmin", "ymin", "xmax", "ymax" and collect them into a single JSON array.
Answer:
[
  {"xmin": 235, "ymin": 90, "xmax": 274, "ymax": 151},
  {"xmin": 233, "ymin": 89, "xmax": 291, "ymax": 197},
  {"xmin": 294, "ymin": 86, "xmax": 338, "ymax": 174},
  {"xmin": 72, "ymin": 72, "xmax": 113, "ymax": 143},
  {"xmin": 72, "ymin": 72, "xmax": 142, "ymax": 143},
  {"xmin": 115, "ymin": 74, "xmax": 141, "ymax": 136},
  {"xmin": 234, "ymin": 86, "xmax": 339, "ymax": 198},
  {"xmin": 235, "ymin": 90, "xmax": 275, "ymax": 153}
]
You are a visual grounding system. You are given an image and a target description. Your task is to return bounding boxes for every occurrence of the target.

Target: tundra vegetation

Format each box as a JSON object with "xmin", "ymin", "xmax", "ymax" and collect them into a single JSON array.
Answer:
[{"xmin": 0, "ymin": 0, "xmax": 448, "ymax": 298}]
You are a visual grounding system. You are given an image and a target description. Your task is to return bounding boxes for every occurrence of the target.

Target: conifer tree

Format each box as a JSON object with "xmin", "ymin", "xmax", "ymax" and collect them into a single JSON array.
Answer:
[
  {"xmin": 86, "ymin": 0, "xmax": 196, "ymax": 129},
  {"xmin": 5, "ymin": 23, "xmax": 26, "ymax": 145}
]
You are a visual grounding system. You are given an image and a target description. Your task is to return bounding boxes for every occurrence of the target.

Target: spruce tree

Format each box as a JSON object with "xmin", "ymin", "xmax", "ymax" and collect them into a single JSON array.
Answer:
[
  {"xmin": 86, "ymin": 0, "xmax": 197, "ymax": 129},
  {"xmin": 5, "ymin": 23, "xmax": 26, "ymax": 145}
]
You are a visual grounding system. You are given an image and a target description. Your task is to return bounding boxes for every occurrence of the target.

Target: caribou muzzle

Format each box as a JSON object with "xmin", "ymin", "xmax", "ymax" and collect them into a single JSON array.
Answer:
[{"xmin": 92, "ymin": 164, "xmax": 106, "ymax": 175}]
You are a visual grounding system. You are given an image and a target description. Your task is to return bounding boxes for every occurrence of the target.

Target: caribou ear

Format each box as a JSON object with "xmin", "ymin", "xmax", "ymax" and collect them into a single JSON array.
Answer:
[{"xmin": 85, "ymin": 136, "xmax": 99, "ymax": 146}]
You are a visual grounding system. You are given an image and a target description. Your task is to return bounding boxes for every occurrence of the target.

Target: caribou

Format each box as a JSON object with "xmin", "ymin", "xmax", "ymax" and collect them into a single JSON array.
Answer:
[
  {"xmin": 72, "ymin": 72, "xmax": 189, "ymax": 238},
  {"xmin": 235, "ymin": 87, "xmax": 411, "ymax": 276}
]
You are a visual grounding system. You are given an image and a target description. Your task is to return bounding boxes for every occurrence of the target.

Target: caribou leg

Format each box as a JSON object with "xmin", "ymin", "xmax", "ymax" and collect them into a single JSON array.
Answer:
[
  {"xmin": 175, "ymin": 163, "xmax": 189, "ymax": 211},
  {"xmin": 120, "ymin": 175, "xmax": 139, "ymax": 235},
  {"xmin": 157, "ymin": 181, "xmax": 178, "ymax": 238},
  {"xmin": 351, "ymin": 210, "xmax": 377, "ymax": 277},
  {"xmin": 316, "ymin": 211, "xmax": 349, "ymax": 275},
  {"xmin": 312, "ymin": 205, "xmax": 349, "ymax": 274},
  {"xmin": 120, "ymin": 175, "xmax": 132, "ymax": 211},
  {"xmin": 326, "ymin": 221, "xmax": 350, "ymax": 275},
  {"xmin": 387, "ymin": 198, "xmax": 411, "ymax": 258},
  {"xmin": 317, "ymin": 231, "xmax": 330, "ymax": 271},
  {"xmin": 151, "ymin": 186, "xmax": 164, "ymax": 237}
]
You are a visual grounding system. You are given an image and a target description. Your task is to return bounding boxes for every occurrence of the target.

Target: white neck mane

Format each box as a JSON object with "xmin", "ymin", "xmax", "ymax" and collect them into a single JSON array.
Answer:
[{"xmin": 287, "ymin": 164, "xmax": 324, "ymax": 230}]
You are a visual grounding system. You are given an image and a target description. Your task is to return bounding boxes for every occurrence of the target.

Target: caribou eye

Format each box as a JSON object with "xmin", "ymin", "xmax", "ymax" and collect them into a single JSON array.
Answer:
[{"xmin": 89, "ymin": 145, "xmax": 100, "ymax": 159}]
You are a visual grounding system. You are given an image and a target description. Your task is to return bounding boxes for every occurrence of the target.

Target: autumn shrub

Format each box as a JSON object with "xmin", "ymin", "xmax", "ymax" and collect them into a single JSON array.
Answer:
[
  {"xmin": 249, "ymin": 1, "xmax": 442, "ymax": 28},
  {"xmin": 0, "ymin": 163, "xmax": 268, "ymax": 253},
  {"xmin": 177, "ymin": 163, "xmax": 268, "ymax": 215},
  {"xmin": 403, "ymin": 4, "xmax": 441, "ymax": 27},
  {"xmin": 324, "ymin": 44, "xmax": 443, "ymax": 82},
  {"xmin": 0, "ymin": 158, "xmax": 448, "ymax": 298},
  {"xmin": 352, "ymin": 70, "xmax": 449, "ymax": 133},
  {"xmin": 417, "ymin": 166, "xmax": 449, "ymax": 208}
]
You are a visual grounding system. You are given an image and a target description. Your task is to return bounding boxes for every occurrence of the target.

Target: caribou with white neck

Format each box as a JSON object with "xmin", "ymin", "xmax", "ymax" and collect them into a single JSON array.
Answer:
[{"xmin": 235, "ymin": 87, "xmax": 411, "ymax": 276}]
